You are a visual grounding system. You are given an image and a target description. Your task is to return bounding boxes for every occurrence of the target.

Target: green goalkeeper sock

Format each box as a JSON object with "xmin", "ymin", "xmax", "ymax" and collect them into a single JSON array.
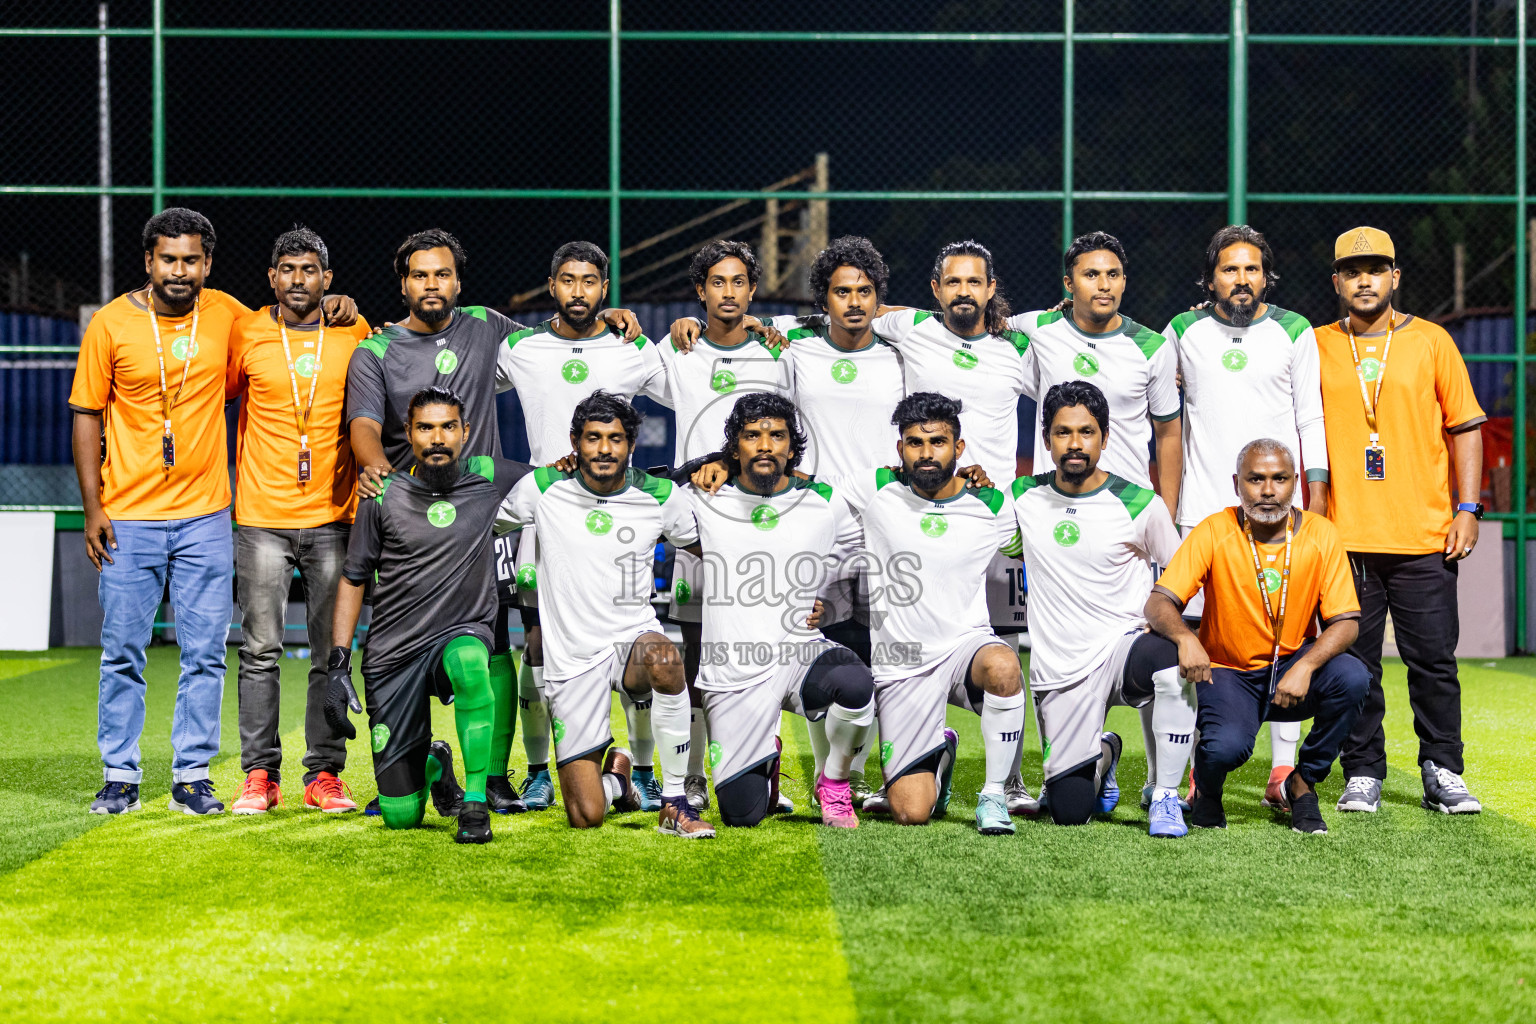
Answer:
[
  {"xmin": 488, "ymin": 651, "xmax": 516, "ymax": 779},
  {"xmin": 443, "ymin": 635, "xmax": 493, "ymax": 804},
  {"xmin": 377, "ymin": 753, "xmax": 441, "ymax": 830}
]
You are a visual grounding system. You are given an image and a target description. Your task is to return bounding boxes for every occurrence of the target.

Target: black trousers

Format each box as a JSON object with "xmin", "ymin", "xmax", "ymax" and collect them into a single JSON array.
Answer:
[{"xmin": 1341, "ymin": 551, "xmax": 1464, "ymax": 779}]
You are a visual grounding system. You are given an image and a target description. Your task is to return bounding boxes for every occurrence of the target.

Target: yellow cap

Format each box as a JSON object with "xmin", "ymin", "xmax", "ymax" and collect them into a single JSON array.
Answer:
[{"xmin": 1334, "ymin": 226, "xmax": 1395, "ymax": 266}]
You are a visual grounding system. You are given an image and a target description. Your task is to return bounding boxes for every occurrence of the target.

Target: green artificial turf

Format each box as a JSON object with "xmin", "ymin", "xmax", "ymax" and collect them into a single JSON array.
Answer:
[{"xmin": 0, "ymin": 648, "xmax": 1532, "ymax": 1023}]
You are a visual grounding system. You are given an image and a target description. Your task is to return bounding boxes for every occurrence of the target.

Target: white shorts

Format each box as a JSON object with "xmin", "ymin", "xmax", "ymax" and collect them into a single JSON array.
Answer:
[
  {"xmin": 668, "ymin": 547, "xmax": 702, "ymax": 624},
  {"xmin": 515, "ymin": 523, "xmax": 540, "ymax": 609},
  {"xmin": 701, "ymin": 638, "xmax": 839, "ymax": 784},
  {"xmin": 1034, "ymin": 628, "xmax": 1146, "ymax": 782},
  {"xmin": 547, "ymin": 624, "xmax": 660, "ymax": 766},
  {"xmin": 874, "ymin": 633, "xmax": 1004, "ymax": 783},
  {"xmin": 985, "ymin": 550, "xmax": 1028, "ymax": 633}
]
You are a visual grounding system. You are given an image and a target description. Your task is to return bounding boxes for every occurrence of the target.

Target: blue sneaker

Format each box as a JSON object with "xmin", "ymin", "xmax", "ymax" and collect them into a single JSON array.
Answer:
[
  {"xmin": 975, "ymin": 792, "xmax": 1015, "ymax": 835},
  {"xmin": 1148, "ymin": 790, "xmax": 1188, "ymax": 838},
  {"xmin": 90, "ymin": 781, "xmax": 140, "ymax": 815},
  {"xmin": 365, "ymin": 796, "xmax": 381, "ymax": 816},
  {"xmin": 519, "ymin": 769, "xmax": 555, "ymax": 811},
  {"xmin": 168, "ymin": 780, "xmax": 224, "ymax": 815},
  {"xmin": 1140, "ymin": 783, "xmax": 1191, "ymax": 813},
  {"xmin": 633, "ymin": 768, "xmax": 663, "ymax": 812},
  {"xmin": 1096, "ymin": 732, "xmax": 1122, "ymax": 814},
  {"xmin": 932, "ymin": 728, "xmax": 959, "ymax": 819}
]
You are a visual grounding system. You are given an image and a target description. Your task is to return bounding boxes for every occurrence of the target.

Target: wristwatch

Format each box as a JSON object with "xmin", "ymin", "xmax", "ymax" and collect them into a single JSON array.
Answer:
[{"xmin": 1455, "ymin": 502, "xmax": 1485, "ymax": 520}]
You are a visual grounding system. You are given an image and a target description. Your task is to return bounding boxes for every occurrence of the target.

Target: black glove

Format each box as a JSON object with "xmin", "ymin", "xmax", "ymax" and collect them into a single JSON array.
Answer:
[{"xmin": 324, "ymin": 646, "xmax": 362, "ymax": 741}]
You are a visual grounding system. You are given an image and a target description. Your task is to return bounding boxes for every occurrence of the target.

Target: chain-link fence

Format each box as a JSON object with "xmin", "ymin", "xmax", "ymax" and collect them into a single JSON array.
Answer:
[{"xmin": 2, "ymin": 0, "xmax": 1532, "ymax": 644}]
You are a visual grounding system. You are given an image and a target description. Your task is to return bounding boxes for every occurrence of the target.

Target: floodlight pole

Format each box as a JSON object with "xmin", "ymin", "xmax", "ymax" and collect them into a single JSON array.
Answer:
[
  {"xmin": 1227, "ymin": 0, "xmax": 1248, "ymax": 224},
  {"xmin": 97, "ymin": 2, "xmax": 111, "ymax": 304},
  {"xmin": 1061, "ymin": 0, "xmax": 1074, "ymax": 253},
  {"xmin": 609, "ymin": 0, "xmax": 622, "ymax": 305},
  {"xmin": 1515, "ymin": 0, "xmax": 1528, "ymax": 651},
  {"xmin": 151, "ymin": 0, "xmax": 164, "ymax": 213}
]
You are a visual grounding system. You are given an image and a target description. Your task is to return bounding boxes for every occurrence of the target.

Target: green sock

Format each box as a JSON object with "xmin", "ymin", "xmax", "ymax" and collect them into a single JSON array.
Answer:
[
  {"xmin": 488, "ymin": 651, "xmax": 516, "ymax": 779},
  {"xmin": 443, "ymin": 636, "xmax": 493, "ymax": 804},
  {"xmin": 377, "ymin": 755, "xmax": 441, "ymax": 830}
]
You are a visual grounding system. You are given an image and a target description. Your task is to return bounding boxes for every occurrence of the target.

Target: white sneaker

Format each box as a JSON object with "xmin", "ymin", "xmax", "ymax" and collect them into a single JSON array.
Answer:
[
  {"xmin": 1336, "ymin": 776, "xmax": 1382, "ymax": 813},
  {"xmin": 1003, "ymin": 772, "xmax": 1040, "ymax": 815},
  {"xmin": 861, "ymin": 786, "xmax": 891, "ymax": 815}
]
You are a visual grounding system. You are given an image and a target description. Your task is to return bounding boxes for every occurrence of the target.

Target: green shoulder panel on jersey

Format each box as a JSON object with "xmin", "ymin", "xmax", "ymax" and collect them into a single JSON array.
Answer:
[
  {"xmin": 790, "ymin": 477, "xmax": 835, "ymax": 501},
  {"xmin": 786, "ymin": 327, "xmax": 818, "ymax": 343},
  {"xmin": 1036, "ymin": 310, "xmax": 1064, "ymax": 328},
  {"xmin": 875, "ymin": 467, "xmax": 902, "ymax": 490},
  {"xmin": 913, "ymin": 310, "xmax": 934, "ymax": 325},
  {"xmin": 973, "ymin": 486, "xmax": 1006, "ymax": 515},
  {"xmin": 633, "ymin": 333, "xmax": 651, "ymax": 350},
  {"xmin": 1011, "ymin": 472, "xmax": 1053, "ymax": 500},
  {"xmin": 533, "ymin": 466, "xmax": 569, "ymax": 493},
  {"xmin": 356, "ymin": 330, "xmax": 390, "ymax": 359},
  {"xmin": 1269, "ymin": 306, "xmax": 1311, "ymax": 342},
  {"xmin": 1106, "ymin": 474, "xmax": 1156, "ymax": 519},
  {"xmin": 1169, "ymin": 309, "xmax": 1211, "ymax": 339},
  {"xmin": 462, "ymin": 306, "xmax": 488, "ymax": 322},
  {"xmin": 1001, "ymin": 329, "xmax": 1029, "ymax": 357},
  {"xmin": 371, "ymin": 476, "xmax": 394, "ymax": 504},
  {"xmin": 629, "ymin": 468, "xmax": 673, "ymax": 504},
  {"xmin": 1123, "ymin": 317, "xmax": 1167, "ymax": 359},
  {"xmin": 505, "ymin": 323, "xmax": 541, "ymax": 350},
  {"xmin": 464, "ymin": 456, "xmax": 495, "ymax": 482}
]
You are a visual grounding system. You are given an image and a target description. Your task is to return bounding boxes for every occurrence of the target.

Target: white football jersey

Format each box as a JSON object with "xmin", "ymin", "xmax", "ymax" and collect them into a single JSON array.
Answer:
[
  {"xmin": 1010, "ymin": 310, "xmax": 1180, "ymax": 488},
  {"xmin": 499, "ymin": 467, "xmax": 697, "ymax": 681},
  {"xmin": 654, "ymin": 332, "xmax": 792, "ymax": 466},
  {"xmin": 871, "ymin": 309, "xmax": 1031, "ymax": 486},
  {"xmin": 688, "ymin": 476, "xmax": 862, "ymax": 693},
  {"xmin": 1004, "ymin": 471, "xmax": 1181, "ymax": 690},
  {"xmin": 837, "ymin": 469, "xmax": 1014, "ymax": 681},
  {"xmin": 495, "ymin": 320, "xmax": 668, "ymax": 463},
  {"xmin": 1165, "ymin": 306, "xmax": 1327, "ymax": 528}
]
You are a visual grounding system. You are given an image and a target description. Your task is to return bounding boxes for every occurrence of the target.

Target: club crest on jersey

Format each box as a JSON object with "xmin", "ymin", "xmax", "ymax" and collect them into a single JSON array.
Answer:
[
  {"xmin": 585, "ymin": 509, "xmax": 614, "ymax": 535},
  {"xmin": 1263, "ymin": 567, "xmax": 1282, "ymax": 593},
  {"xmin": 674, "ymin": 579, "xmax": 692, "ymax": 604},
  {"xmin": 371, "ymin": 723, "xmax": 390, "ymax": 753},
  {"xmin": 952, "ymin": 349, "xmax": 979, "ymax": 370},
  {"xmin": 427, "ymin": 500, "xmax": 457, "ymax": 528},
  {"xmin": 830, "ymin": 358, "xmax": 858, "ymax": 383},
  {"xmin": 750, "ymin": 504, "xmax": 779, "ymax": 531},
  {"xmin": 1221, "ymin": 348, "xmax": 1248, "ymax": 372},
  {"xmin": 171, "ymin": 335, "xmax": 197, "ymax": 360},
  {"xmin": 708, "ymin": 740, "xmax": 723, "ymax": 768},
  {"xmin": 880, "ymin": 740, "xmax": 894, "ymax": 766},
  {"xmin": 516, "ymin": 564, "xmax": 537, "ymax": 590},
  {"xmin": 435, "ymin": 349, "xmax": 459, "ymax": 374},
  {"xmin": 1358, "ymin": 357, "xmax": 1382, "ymax": 382},
  {"xmin": 1053, "ymin": 520, "xmax": 1081, "ymax": 546},
  {"xmin": 293, "ymin": 353, "xmax": 318, "ymax": 378},
  {"xmin": 551, "ymin": 718, "xmax": 566, "ymax": 743},
  {"xmin": 561, "ymin": 358, "xmax": 590, "ymax": 383},
  {"xmin": 919, "ymin": 513, "xmax": 948, "ymax": 538},
  {"xmin": 1073, "ymin": 352, "xmax": 1100, "ymax": 376}
]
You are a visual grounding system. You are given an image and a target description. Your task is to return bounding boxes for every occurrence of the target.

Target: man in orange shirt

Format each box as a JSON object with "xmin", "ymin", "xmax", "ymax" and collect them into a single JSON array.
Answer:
[
  {"xmin": 226, "ymin": 227, "xmax": 371, "ymax": 816},
  {"xmin": 1146, "ymin": 439, "xmax": 1368, "ymax": 834},
  {"xmin": 1317, "ymin": 227, "xmax": 1487, "ymax": 816},
  {"xmin": 69, "ymin": 208, "xmax": 356, "ymax": 818}
]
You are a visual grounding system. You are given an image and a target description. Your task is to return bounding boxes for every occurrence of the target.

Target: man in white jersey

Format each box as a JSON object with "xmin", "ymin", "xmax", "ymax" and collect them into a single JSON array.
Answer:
[
  {"xmin": 495, "ymin": 242, "xmax": 670, "ymax": 812},
  {"xmin": 498, "ymin": 392, "xmax": 712, "ymax": 837},
  {"xmin": 1004, "ymin": 381, "xmax": 1194, "ymax": 837},
  {"xmin": 687, "ymin": 392, "xmax": 875, "ymax": 828},
  {"xmin": 658, "ymin": 240, "xmax": 793, "ymax": 810},
  {"xmin": 838, "ymin": 392, "xmax": 1026, "ymax": 836},
  {"xmin": 1163, "ymin": 225, "xmax": 1328, "ymax": 804},
  {"xmin": 1010, "ymin": 231, "xmax": 1183, "ymax": 813}
]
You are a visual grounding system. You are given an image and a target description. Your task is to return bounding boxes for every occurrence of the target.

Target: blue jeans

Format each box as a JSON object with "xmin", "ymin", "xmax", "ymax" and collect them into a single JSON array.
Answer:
[{"xmin": 97, "ymin": 508, "xmax": 233, "ymax": 784}]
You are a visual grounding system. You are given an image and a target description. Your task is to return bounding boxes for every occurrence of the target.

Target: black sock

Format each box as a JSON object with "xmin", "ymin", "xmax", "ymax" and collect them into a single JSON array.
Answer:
[{"xmin": 528, "ymin": 762, "xmax": 548, "ymax": 775}]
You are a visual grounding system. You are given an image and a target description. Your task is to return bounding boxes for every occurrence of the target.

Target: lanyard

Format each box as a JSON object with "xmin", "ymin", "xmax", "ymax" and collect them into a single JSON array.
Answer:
[
  {"xmin": 1345, "ymin": 314, "xmax": 1395, "ymax": 442},
  {"xmin": 147, "ymin": 295, "xmax": 198, "ymax": 436},
  {"xmin": 276, "ymin": 310, "xmax": 325, "ymax": 450},
  {"xmin": 1243, "ymin": 510, "xmax": 1293, "ymax": 685}
]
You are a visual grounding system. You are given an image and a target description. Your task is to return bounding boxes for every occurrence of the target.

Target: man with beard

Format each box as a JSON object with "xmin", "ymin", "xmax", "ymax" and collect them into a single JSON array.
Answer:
[
  {"xmin": 498, "ymin": 391, "xmax": 711, "ymax": 836},
  {"xmin": 1162, "ymin": 225, "xmax": 1328, "ymax": 804},
  {"xmin": 327, "ymin": 387, "xmax": 533, "ymax": 844},
  {"xmin": 73, "ymin": 209, "xmax": 357, "ymax": 816},
  {"xmin": 686, "ymin": 392, "xmax": 874, "ymax": 828},
  {"xmin": 495, "ymin": 242, "xmax": 670, "ymax": 814},
  {"xmin": 347, "ymin": 229, "xmax": 639, "ymax": 816},
  {"xmin": 1005, "ymin": 382, "xmax": 1190, "ymax": 835},
  {"xmin": 1316, "ymin": 228, "xmax": 1486, "ymax": 816},
  {"xmin": 835, "ymin": 392, "xmax": 1025, "ymax": 835},
  {"xmin": 1146, "ymin": 439, "xmax": 1368, "ymax": 835},
  {"xmin": 226, "ymin": 227, "xmax": 374, "ymax": 815}
]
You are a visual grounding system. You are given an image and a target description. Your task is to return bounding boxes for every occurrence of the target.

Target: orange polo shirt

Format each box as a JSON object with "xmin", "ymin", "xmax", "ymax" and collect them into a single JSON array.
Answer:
[
  {"xmin": 1314, "ymin": 314, "xmax": 1485, "ymax": 555},
  {"xmin": 1156, "ymin": 508, "xmax": 1359, "ymax": 671},
  {"xmin": 68, "ymin": 288, "xmax": 250, "ymax": 521},
  {"xmin": 227, "ymin": 306, "xmax": 370, "ymax": 529}
]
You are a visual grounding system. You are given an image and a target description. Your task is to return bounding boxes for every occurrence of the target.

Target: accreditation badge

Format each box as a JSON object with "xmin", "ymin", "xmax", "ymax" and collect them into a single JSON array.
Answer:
[{"xmin": 1364, "ymin": 444, "xmax": 1384, "ymax": 480}]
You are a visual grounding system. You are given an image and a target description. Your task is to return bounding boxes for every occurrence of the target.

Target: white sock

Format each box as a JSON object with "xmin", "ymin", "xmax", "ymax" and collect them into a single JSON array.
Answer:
[
  {"xmin": 687, "ymin": 707, "xmax": 707, "ymax": 776},
  {"xmin": 1270, "ymin": 719, "xmax": 1300, "ymax": 768},
  {"xmin": 822, "ymin": 700, "xmax": 875, "ymax": 781},
  {"xmin": 519, "ymin": 662, "xmax": 550, "ymax": 767},
  {"xmin": 1152, "ymin": 666, "xmax": 1197, "ymax": 791},
  {"xmin": 849, "ymin": 731, "xmax": 872, "ymax": 777},
  {"xmin": 806, "ymin": 716, "xmax": 831, "ymax": 779},
  {"xmin": 1139, "ymin": 702, "xmax": 1159, "ymax": 789},
  {"xmin": 601, "ymin": 772, "xmax": 622, "ymax": 806},
  {"xmin": 650, "ymin": 689, "xmax": 691, "ymax": 798},
  {"xmin": 981, "ymin": 690, "xmax": 1026, "ymax": 797},
  {"xmin": 621, "ymin": 689, "xmax": 655, "ymax": 769}
]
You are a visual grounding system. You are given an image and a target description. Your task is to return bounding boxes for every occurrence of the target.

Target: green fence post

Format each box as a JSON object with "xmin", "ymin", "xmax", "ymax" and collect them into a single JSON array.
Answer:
[
  {"xmin": 1227, "ymin": 0, "xmax": 1247, "ymax": 224},
  {"xmin": 151, "ymin": 0, "xmax": 164, "ymax": 213},
  {"xmin": 1061, "ymin": 0, "xmax": 1074, "ymax": 252},
  {"xmin": 1516, "ymin": 0, "xmax": 1529, "ymax": 652},
  {"xmin": 609, "ymin": 0, "xmax": 622, "ymax": 305}
]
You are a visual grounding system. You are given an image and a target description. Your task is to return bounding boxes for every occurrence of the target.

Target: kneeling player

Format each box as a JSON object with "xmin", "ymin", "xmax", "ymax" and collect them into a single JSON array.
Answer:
[
  {"xmin": 838, "ymin": 393, "xmax": 1026, "ymax": 835},
  {"xmin": 326, "ymin": 387, "xmax": 530, "ymax": 844},
  {"xmin": 498, "ymin": 391, "xmax": 712, "ymax": 836},
  {"xmin": 688, "ymin": 393, "xmax": 875, "ymax": 828},
  {"xmin": 1005, "ymin": 381, "xmax": 1192, "ymax": 834}
]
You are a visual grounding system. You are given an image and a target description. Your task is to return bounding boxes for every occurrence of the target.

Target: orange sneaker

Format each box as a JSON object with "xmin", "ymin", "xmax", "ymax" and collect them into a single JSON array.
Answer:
[
  {"xmin": 232, "ymin": 769, "xmax": 281, "ymax": 815},
  {"xmin": 1262, "ymin": 764, "xmax": 1294, "ymax": 809},
  {"xmin": 304, "ymin": 772, "xmax": 358, "ymax": 813}
]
